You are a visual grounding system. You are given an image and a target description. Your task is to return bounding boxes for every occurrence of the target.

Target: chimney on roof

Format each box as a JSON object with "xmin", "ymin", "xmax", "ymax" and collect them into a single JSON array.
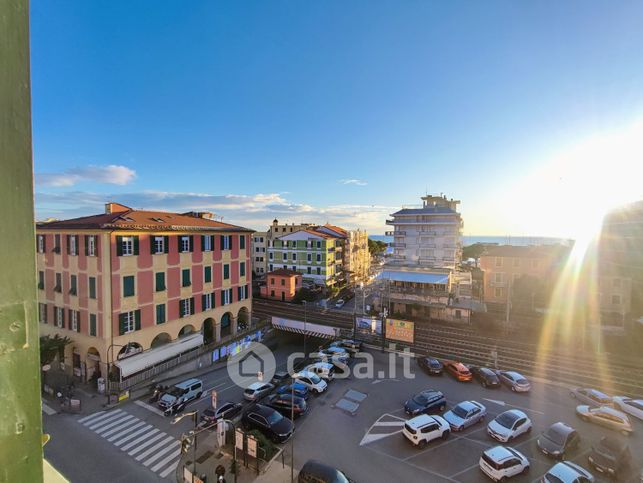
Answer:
[
  {"xmin": 183, "ymin": 211, "xmax": 213, "ymax": 219},
  {"xmin": 105, "ymin": 202, "xmax": 130, "ymax": 214}
]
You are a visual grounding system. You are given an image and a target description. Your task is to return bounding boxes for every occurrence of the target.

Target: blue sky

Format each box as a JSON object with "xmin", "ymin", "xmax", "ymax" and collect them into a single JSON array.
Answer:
[{"xmin": 31, "ymin": 1, "xmax": 643, "ymax": 235}]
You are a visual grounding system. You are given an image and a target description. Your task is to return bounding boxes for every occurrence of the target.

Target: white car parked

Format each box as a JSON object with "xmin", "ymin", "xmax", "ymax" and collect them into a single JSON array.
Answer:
[
  {"xmin": 612, "ymin": 396, "xmax": 643, "ymax": 421},
  {"xmin": 479, "ymin": 445, "xmax": 530, "ymax": 481},
  {"xmin": 304, "ymin": 362, "xmax": 335, "ymax": 381},
  {"xmin": 402, "ymin": 414, "xmax": 450, "ymax": 448},
  {"xmin": 487, "ymin": 409, "xmax": 532, "ymax": 443},
  {"xmin": 542, "ymin": 461, "xmax": 594, "ymax": 483},
  {"xmin": 293, "ymin": 370, "xmax": 328, "ymax": 394}
]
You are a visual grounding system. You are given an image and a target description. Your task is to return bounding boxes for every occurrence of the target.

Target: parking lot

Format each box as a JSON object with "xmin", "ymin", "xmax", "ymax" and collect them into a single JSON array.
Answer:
[{"xmin": 280, "ymin": 345, "xmax": 643, "ymax": 483}]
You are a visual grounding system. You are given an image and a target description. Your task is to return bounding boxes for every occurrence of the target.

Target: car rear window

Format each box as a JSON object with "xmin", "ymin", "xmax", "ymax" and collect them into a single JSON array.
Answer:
[
  {"xmin": 481, "ymin": 453, "xmax": 501, "ymax": 470},
  {"xmin": 544, "ymin": 473, "xmax": 564, "ymax": 483},
  {"xmin": 404, "ymin": 423, "xmax": 416, "ymax": 434}
]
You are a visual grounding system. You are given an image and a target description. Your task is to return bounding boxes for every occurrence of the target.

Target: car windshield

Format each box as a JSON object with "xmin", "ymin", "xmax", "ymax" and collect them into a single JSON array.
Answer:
[
  {"xmin": 544, "ymin": 427, "xmax": 566, "ymax": 445},
  {"xmin": 496, "ymin": 412, "xmax": 518, "ymax": 429},
  {"xmin": 452, "ymin": 405, "xmax": 469, "ymax": 419},
  {"xmin": 266, "ymin": 410, "xmax": 283, "ymax": 425},
  {"xmin": 430, "ymin": 360, "xmax": 440, "ymax": 367},
  {"xmin": 167, "ymin": 387, "xmax": 183, "ymax": 397},
  {"xmin": 516, "ymin": 378, "xmax": 528, "ymax": 385},
  {"xmin": 308, "ymin": 374, "xmax": 321, "ymax": 384}
]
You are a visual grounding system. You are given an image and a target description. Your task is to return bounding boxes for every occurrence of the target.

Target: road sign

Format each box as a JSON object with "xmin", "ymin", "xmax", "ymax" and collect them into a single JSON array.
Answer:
[
  {"xmin": 211, "ymin": 390, "xmax": 217, "ymax": 409},
  {"xmin": 247, "ymin": 436, "xmax": 257, "ymax": 458},
  {"xmin": 235, "ymin": 429, "xmax": 244, "ymax": 450}
]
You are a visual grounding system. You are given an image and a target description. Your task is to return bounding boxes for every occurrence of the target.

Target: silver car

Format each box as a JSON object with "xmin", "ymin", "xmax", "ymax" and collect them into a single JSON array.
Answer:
[
  {"xmin": 498, "ymin": 371, "xmax": 531, "ymax": 392},
  {"xmin": 243, "ymin": 382, "xmax": 275, "ymax": 401},
  {"xmin": 575, "ymin": 405, "xmax": 633, "ymax": 436},
  {"xmin": 612, "ymin": 396, "xmax": 643, "ymax": 421},
  {"xmin": 570, "ymin": 388, "xmax": 612, "ymax": 407},
  {"xmin": 443, "ymin": 400, "xmax": 486, "ymax": 431}
]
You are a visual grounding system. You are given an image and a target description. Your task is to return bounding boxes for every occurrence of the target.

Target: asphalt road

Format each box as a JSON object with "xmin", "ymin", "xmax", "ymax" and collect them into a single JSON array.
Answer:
[{"xmin": 43, "ymin": 333, "xmax": 643, "ymax": 482}]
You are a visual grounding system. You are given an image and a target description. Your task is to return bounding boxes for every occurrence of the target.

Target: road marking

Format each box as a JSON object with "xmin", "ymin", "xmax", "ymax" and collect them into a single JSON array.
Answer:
[
  {"xmin": 100, "ymin": 416, "xmax": 139, "ymax": 438},
  {"xmin": 449, "ymin": 461, "xmax": 483, "ymax": 479},
  {"xmin": 87, "ymin": 410, "xmax": 125, "ymax": 430},
  {"xmin": 483, "ymin": 398, "xmax": 505, "ymax": 406},
  {"xmin": 159, "ymin": 459, "xmax": 180, "ymax": 478},
  {"xmin": 107, "ymin": 420, "xmax": 147, "ymax": 442},
  {"xmin": 42, "ymin": 402, "xmax": 57, "ymax": 415},
  {"xmin": 359, "ymin": 413, "xmax": 407, "ymax": 446},
  {"xmin": 482, "ymin": 398, "xmax": 545, "ymax": 416},
  {"xmin": 127, "ymin": 431, "xmax": 166, "ymax": 456},
  {"xmin": 113, "ymin": 424, "xmax": 152, "ymax": 446},
  {"xmin": 78, "ymin": 410, "xmax": 105, "ymax": 424},
  {"xmin": 134, "ymin": 399, "xmax": 167, "ymax": 417},
  {"xmin": 143, "ymin": 440, "xmax": 180, "ymax": 466},
  {"xmin": 83, "ymin": 409, "xmax": 123, "ymax": 427},
  {"xmin": 95, "ymin": 415, "xmax": 135, "ymax": 435},
  {"xmin": 121, "ymin": 428, "xmax": 160, "ymax": 452},
  {"xmin": 152, "ymin": 447, "xmax": 181, "ymax": 473},
  {"xmin": 135, "ymin": 435, "xmax": 175, "ymax": 461},
  {"xmin": 372, "ymin": 421, "xmax": 406, "ymax": 427}
]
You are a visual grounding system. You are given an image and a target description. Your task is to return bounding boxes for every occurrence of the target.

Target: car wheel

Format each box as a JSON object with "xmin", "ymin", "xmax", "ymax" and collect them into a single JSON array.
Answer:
[
  {"xmin": 418, "ymin": 439, "xmax": 427, "ymax": 449},
  {"xmin": 442, "ymin": 430, "xmax": 450, "ymax": 440},
  {"xmin": 521, "ymin": 465, "xmax": 529, "ymax": 475},
  {"xmin": 479, "ymin": 415, "xmax": 485, "ymax": 422},
  {"xmin": 196, "ymin": 392, "xmax": 203, "ymax": 399},
  {"xmin": 527, "ymin": 426, "xmax": 532, "ymax": 433}
]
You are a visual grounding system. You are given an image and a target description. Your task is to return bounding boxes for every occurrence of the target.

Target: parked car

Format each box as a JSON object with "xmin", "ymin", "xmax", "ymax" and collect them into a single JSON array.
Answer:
[
  {"xmin": 541, "ymin": 461, "xmax": 594, "ymax": 483},
  {"xmin": 243, "ymin": 381, "xmax": 275, "ymax": 401},
  {"xmin": 404, "ymin": 389, "xmax": 447, "ymax": 416},
  {"xmin": 570, "ymin": 388, "xmax": 612, "ymax": 407},
  {"xmin": 402, "ymin": 414, "xmax": 450, "ymax": 447},
  {"xmin": 537, "ymin": 422, "xmax": 581, "ymax": 459},
  {"xmin": 417, "ymin": 357, "xmax": 444, "ymax": 376},
  {"xmin": 498, "ymin": 371, "xmax": 531, "ymax": 392},
  {"xmin": 471, "ymin": 366, "xmax": 500, "ymax": 388},
  {"xmin": 330, "ymin": 339, "xmax": 363, "ymax": 355},
  {"xmin": 445, "ymin": 362, "xmax": 472, "ymax": 382},
  {"xmin": 271, "ymin": 371, "xmax": 291, "ymax": 386},
  {"xmin": 575, "ymin": 405, "xmax": 633, "ymax": 435},
  {"xmin": 311, "ymin": 348, "xmax": 350, "ymax": 365},
  {"xmin": 304, "ymin": 362, "xmax": 335, "ymax": 381},
  {"xmin": 212, "ymin": 401, "xmax": 243, "ymax": 421},
  {"xmin": 297, "ymin": 460, "xmax": 353, "ymax": 483},
  {"xmin": 242, "ymin": 404, "xmax": 294, "ymax": 443},
  {"xmin": 335, "ymin": 299, "xmax": 345, "ymax": 308},
  {"xmin": 612, "ymin": 396, "xmax": 643, "ymax": 421},
  {"xmin": 276, "ymin": 382, "xmax": 309, "ymax": 400},
  {"xmin": 588, "ymin": 436, "xmax": 631, "ymax": 479},
  {"xmin": 443, "ymin": 401, "xmax": 486, "ymax": 431},
  {"xmin": 487, "ymin": 409, "xmax": 532, "ymax": 443},
  {"xmin": 265, "ymin": 393, "xmax": 308, "ymax": 419},
  {"xmin": 293, "ymin": 370, "xmax": 328, "ymax": 394},
  {"xmin": 479, "ymin": 445, "xmax": 530, "ymax": 481},
  {"xmin": 158, "ymin": 378, "xmax": 203, "ymax": 414}
]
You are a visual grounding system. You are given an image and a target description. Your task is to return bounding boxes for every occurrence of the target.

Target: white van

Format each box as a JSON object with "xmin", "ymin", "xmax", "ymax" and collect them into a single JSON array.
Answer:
[
  {"xmin": 293, "ymin": 370, "xmax": 328, "ymax": 394},
  {"xmin": 158, "ymin": 378, "xmax": 203, "ymax": 413}
]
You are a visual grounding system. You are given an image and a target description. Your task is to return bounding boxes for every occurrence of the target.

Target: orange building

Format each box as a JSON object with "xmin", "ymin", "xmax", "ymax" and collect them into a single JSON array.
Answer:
[
  {"xmin": 479, "ymin": 245, "xmax": 569, "ymax": 312},
  {"xmin": 261, "ymin": 269, "xmax": 302, "ymax": 302}
]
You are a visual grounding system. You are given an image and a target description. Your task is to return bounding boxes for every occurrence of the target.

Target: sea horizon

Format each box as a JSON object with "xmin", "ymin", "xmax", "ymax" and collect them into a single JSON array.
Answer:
[{"xmin": 370, "ymin": 234, "xmax": 573, "ymax": 247}]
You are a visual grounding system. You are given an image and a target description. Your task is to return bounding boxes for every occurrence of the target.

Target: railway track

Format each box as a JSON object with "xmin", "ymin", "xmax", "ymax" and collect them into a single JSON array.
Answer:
[{"xmin": 252, "ymin": 299, "xmax": 643, "ymax": 395}]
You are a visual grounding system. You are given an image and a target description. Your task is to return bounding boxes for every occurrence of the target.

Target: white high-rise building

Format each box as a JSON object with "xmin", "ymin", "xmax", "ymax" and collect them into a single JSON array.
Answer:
[{"xmin": 385, "ymin": 194, "xmax": 463, "ymax": 270}]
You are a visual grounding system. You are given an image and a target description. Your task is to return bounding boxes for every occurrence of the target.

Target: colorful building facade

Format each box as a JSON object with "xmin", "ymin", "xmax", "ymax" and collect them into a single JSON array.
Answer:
[
  {"xmin": 260, "ymin": 269, "xmax": 302, "ymax": 301},
  {"xmin": 36, "ymin": 202, "xmax": 252, "ymax": 381}
]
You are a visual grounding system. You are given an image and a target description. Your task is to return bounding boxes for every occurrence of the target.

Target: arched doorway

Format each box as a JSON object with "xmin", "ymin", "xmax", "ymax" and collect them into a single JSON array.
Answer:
[
  {"xmin": 237, "ymin": 307, "xmax": 249, "ymax": 332},
  {"xmin": 86, "ymin": 347, "xmax": 102, "ymax": 382},
  {"xmin": 221, "ymin": 312, "xmax": 233, "ymax": 339},
  {"xmin": 150, "ymin": 332, "xmax": 172, "ymax": 349},
  {"xmin": 178, "ymin": 324, "xmax": 195, "ymax": 338},
  {"xmin": 202, "ymin": 318, "xmax": 215, "ymax": 344}
]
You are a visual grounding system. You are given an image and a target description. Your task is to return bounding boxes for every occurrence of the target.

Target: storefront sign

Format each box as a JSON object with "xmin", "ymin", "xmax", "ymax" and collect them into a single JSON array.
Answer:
[
  {"xmin": 235, "ymin": 429, "xmax": 244, "ymax": 450},
  {"xmin": 247, "ymin": 436, "xmax": 257, "ymax": 458}
]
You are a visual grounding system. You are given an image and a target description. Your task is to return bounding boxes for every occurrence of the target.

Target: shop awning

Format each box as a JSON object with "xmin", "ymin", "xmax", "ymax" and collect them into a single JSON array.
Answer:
[{"xmin": 114, "ymin": 333, "xmax": 203, "ymax": 378}]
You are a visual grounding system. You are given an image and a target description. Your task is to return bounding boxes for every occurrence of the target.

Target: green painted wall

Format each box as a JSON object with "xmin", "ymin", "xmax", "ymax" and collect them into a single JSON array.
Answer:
[{"xmin": 0, "ymin": 0, "xmax": 44, "ymax": 480}]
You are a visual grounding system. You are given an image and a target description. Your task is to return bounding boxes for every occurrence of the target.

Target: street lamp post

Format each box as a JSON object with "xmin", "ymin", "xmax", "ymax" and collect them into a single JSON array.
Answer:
[{"xmin": 173, "ymin": 410, "xmax": 199, "ymax": 482}]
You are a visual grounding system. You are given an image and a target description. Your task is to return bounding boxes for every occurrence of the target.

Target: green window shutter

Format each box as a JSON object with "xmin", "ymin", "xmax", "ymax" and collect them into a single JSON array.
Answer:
[
  {"xmin": 123, "ymin": 276, "xmax": 135, "ymax": 297},
  {"xmin": 211, "ymin": 291, "xmax": 216, "ymax": 308},
  {"xmin": 189, "ymin": 235, "xmax": 194, "ymax": 252},
  {"xmin": 240, "ymin": 235, "xmax": 245, "ymax": 249},
  {"xmin": 156, "ymin": 272, "xmax": 165, "ymax": 291},
  {"xmin": 90, "ymin": 314, "xmax": 96, "ymax": 336},
  {"xmin": 224, "ymin": 264, "xmax": 229, "ymax": 280},
  {"xmin": 201, "ymin": 235, "xmax": 205, "ymax": 251},
  {"xmin": 221, "ymin": 291, "xmax": 225, "ymax": 306},
  {"xmin": 204, "ymin": 266, "xmax": 212, "ymax": 283},
  {"xmin": 201, "ymin": 294, "xmax": 206, "ymax": 311},
  {"xmin": 210, "ymin": 235, "xmax": 214, "ymax": 250},
  {"xmin": 116, "ymin": 236, "xmax": 123, "ymax": 256},
  {"xmin": 237, "ymin": 286, "xmax": 241, "ymax": 300},
  {"xmin": 135, "ymin": 310, "xmax": 141, "ymax": 331},
  {"xmin": 133, "ymin": 236, "xmax": 139, "ymax": 255},
  {"xmin": 76, "ymin": 312, "xmax": 81, "ymax": 333},
  {"xmin": 240, "ymin": 262, "xmax": 245, "ymax": 277},
  {"xmin": 164, "ymin": 235, "xmax": 169, "ymax": 253},
  {"xmin": 118, "ymin": 313, "xmax": 125, "ymax": 335},
  {"xmin": 84, "ymin": 235, "xmax": 89, "ymax": 255},
  {"xmin": 220, "ymin": 235, "xmax": 225, "ymax": 249},
  {"xmin": 150, "ymin": 235, "xmax": 156, "ymax": 254},
  {"xmin": 190, "ymin": 297, "xmax": 195, "ymax": 315},
  {"xmin": 182, "ymin": 269, "xmax": 190, "ymax": 287},
  {"xmin": 179, "ymin": 300, "xmax": 184, "ymax": 318},
  {"xmin": 229, "ymin": 235, "xmax": 234, "ymax": 250},
  {"xmin": 65, "ymin": 235, "xmax": 70, "ymax": 254}
]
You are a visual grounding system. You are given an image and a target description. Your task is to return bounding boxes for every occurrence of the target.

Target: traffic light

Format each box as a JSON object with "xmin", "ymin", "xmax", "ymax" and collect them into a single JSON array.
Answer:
[{"xmin": 181, "ymin": 435, "xmax": 192, "ymax": 454}]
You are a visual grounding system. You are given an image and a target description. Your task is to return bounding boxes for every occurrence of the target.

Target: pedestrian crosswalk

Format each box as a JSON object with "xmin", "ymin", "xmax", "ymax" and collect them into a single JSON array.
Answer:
[{"xmin": 78, "ymin": 409, "xmax": 180, "ymax": 479}]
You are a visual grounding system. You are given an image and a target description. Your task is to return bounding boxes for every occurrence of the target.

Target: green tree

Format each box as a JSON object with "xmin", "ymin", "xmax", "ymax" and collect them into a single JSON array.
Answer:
[
  {"xmin": 292, "ymin": 287, "xmax": 316, "ymax": 304},
  {"xmin": 368, "ymin": 238, "xmax": 387, "ymax": 256},
  {"xmin": 39, "ymin": 334, "xmax": 72, "ymax": 367}
]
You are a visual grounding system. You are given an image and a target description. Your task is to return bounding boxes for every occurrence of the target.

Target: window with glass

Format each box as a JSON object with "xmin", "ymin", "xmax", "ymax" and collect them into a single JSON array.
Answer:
[
  {"xmin": 39, "ymin": 303, "xmax": 47, "ymax": 323},
  {"xmin": 180, "ymin": 235, "xmax": 191, "ymax": 253},
  {"xmin": 55, "ymin": 273, "xmax": 62, "ymax": 292},
  {"xmin": 56, "ymin": 307, "xmax": 64, "ymax": 328},
  {"xmin": 154, "ymin": 236, "xmax": 165, "ymax": 254},
  {"xmin": 37, "ymin": 235, "xmax": 45, "ymax": 253},
  {"xmin": 38, "ymin": 271, "xmax": 44, "ymax": 290},
  {"xmin": 89, "ymin": 314, "xmax": 97, "ymax": 336},
  {"xmin": 87, "ymin": 235, "xmax": 96, "ymax": 256},
  {"xmin": 156, "ymin": 304, "xmax": 166, "ymax": 324},
  {"xmin": 122, "ymin": 236, "xmax": 134, "ymax": 256},
  {"xmin": 69, "ymin": 235, "xmax": 77, "ymax": 255},
  {"xmin": 122, "ymin": 311, "xmax": 135, "ymax": 333},
  {"xmin": 70, "ymin": 310, "xmax": 78, "ymax": 331},
  {"xmin": 203, "ymin": 235, "xmax": 212, "ymax": 251}
]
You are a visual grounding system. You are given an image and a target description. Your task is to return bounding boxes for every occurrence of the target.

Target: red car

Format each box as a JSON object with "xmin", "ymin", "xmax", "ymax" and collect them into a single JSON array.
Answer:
[{"xmin": 445, "ymin": 362, "xmax": 472, "ymax": 382}]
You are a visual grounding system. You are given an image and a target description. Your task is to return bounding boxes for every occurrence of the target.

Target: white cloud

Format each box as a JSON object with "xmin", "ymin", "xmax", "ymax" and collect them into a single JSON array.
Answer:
[
  {"xmin": 338, "ymin": 178, "xmax": 368, "ymax": 186},
  {"xmin": 35, "ymin": 190, "xmax": 395, "ymax": 233},
  {"xmin": 36, "ymin": 165, "xmax": 136, "ymax": 187}
]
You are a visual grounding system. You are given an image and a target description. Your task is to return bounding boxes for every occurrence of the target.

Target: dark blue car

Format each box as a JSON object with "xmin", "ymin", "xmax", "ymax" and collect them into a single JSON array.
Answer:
[{"xmin": 277, "ymin": 382, "xmax": 309, "ymax": 400}]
